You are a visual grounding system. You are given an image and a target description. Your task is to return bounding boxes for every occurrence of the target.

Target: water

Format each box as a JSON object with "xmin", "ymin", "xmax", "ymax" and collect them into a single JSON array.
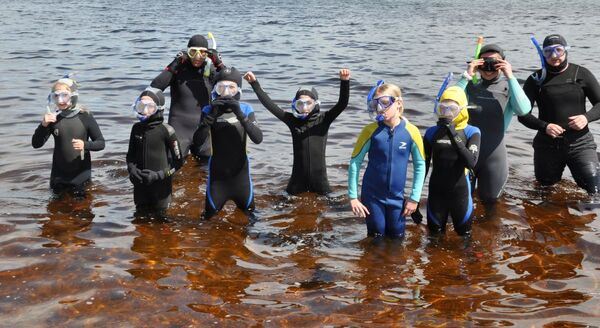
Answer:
[{"xmin": 2, "ymin": 0, "xmax": 600, "ymax": 326}]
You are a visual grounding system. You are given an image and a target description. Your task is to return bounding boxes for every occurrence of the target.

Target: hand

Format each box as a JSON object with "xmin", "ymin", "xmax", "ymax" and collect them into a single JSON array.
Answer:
[
  {"xmin": 568, "ymin": 115, "xmax": 588, "ymax": 131},
  {"xmin": 72, "ymin": 139, "xmax": 84, "ymax": 151},
  {"xmin": 495, "ymin": 58, "xmax": 514, "ymax": 79},
  {"xmin": 42, "ymin": 112, "xmax": 57, "ymax": 127},
  {"xmin": 140, "ymin": 169, "xmax": 165, "ymax": 185},
  {"xmin": 350, "ymin": 198, "xmax": 370, "ymax": 218},
  {"xmin": 467, "ymin": 59, "xmax": 484, "ymax": 76},
  {"xmin": 207, "ymin": 49, "xmax": 223, "ymax": 68},
  {"xmin": 437, "ymin": 117, "xmax": 452, "ymax": 127},
  {"xmin": 200, "ymin": 113, "xmax": 216, "ymax": 126},
  {"xmin": 127, "ymin": 163, "xmax": 143, "ymax": 184},
  {"xmin": 243, "ymin": 71, "xmax": 257, "ymax": 83},
  {"xmin": 545, "ymin": 123, "xmax": 566, "ymax": 138},
  {"xmin": 402, "ymin": 199, "xmax": 418, "ymax": 218},
  {"xmin": 219, "ymin": 97, "xmax": 244, "ymax": 120},
  {"xmin": 339, "ymin": 68, "xmax": 351, "ymax": 81}
]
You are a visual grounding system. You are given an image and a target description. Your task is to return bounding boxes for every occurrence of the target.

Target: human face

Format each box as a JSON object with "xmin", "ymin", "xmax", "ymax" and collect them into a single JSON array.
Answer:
[
  {"xmin": 135, "ymin": 96, "xmax": 158, "ymax": 117},
  {"xmin": 213, "ymin": 81, "xmax": 240, "ymax": 97},
  {"xmin": 52, "ymin": 84, "xmax": 73, "ymax": 110},
  {"xmin": 370, "ymin": 92, "xmax": 402, "ymax": 123},
  {"xmin": 543, "ymin": 45, "xmax": 568, "ymax": 67},
  {"xmin": 437, "ymin": 100, "xmax": 461, "ymax": 120},
  {"xmin": 478, "ymin": 52, "xmax": 502, "ymax": 80},
  {"xmin": 294, "ymin": 95, "xmax": 317, "ymax": 114},
  {"xmin": 188, "ymin": 47, "xmax": 208, "ymax": 67}
]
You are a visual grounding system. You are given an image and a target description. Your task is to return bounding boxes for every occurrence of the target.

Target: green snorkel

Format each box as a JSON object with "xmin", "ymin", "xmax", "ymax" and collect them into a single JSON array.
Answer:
[
  {"xmin": 472, "ymin": 36, "xmax": 484, "ymax": 84},
  {"xmin": 204, "ymin": 32, "xmax": 217, "ymax": 78}
]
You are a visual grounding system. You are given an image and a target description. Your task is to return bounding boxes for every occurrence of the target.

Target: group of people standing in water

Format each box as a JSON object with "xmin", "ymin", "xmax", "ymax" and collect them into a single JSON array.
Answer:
[{"xmin": 32, "ymin": 33, "xmax": 600, "ymax": 239}]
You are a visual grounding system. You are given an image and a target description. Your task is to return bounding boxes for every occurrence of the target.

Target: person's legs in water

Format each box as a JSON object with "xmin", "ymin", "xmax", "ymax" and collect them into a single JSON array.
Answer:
[
  {"xmin": 567, "ymin": 133, "xmax": 600, "ymax": 194},
  {"xmin": 384, "ymin": 198, "xmax": 407, "ymax": 239},
  {"xmin": 533, "ymin": 138, "xmax": 567, "ymax": 187},
  {"xmin": 362, "ymin": 193, "xmax": 386, "ymax": 237},
  {"xmin": 427, "ymin": 191, "xmax": 450, "ymax": 234}
]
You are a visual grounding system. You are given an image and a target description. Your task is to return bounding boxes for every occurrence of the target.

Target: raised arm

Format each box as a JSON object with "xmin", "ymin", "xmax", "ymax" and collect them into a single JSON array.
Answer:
[{"xmin": 323, "ymin": 69, "xmax": 351, "ymax": 124}]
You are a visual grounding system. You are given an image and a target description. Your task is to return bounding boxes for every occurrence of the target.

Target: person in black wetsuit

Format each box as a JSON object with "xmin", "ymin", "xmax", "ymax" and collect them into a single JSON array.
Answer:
[
  {"xmin": 126, "ymin": 87, "xmax": 184, "ymax": 214},
  {"xmin": 150, "ymin": 34, "xmax": 225, "ymax": 159},
  {"xmin": 193, "ymin": 67, "xmax": 263, "ymax": 219},
  {"xmin": 243, "ymin": 69, "xmax": 350, "ymax": 195},
  {"xmin": 518, "ymin": 34, "xmax": 600, "ymax": 194},
  {"xmin": 32, "ymin": 75, "xmax": 105, "ymax": 196},
  {"xmin": 423, "ymin": 86, "xmax": 481, "ymax": 236}
]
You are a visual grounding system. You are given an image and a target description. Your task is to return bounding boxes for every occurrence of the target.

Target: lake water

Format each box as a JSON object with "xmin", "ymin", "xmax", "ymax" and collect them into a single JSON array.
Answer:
[{"xmin": 2, "ymin": 0, "xmax": 600, "ymax": 326}]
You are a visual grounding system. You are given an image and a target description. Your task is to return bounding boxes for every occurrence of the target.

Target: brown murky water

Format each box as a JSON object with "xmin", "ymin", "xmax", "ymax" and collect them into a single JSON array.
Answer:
[{"xmin": 2, "ymin": 1, "xmax": 600, "ymax": 326}]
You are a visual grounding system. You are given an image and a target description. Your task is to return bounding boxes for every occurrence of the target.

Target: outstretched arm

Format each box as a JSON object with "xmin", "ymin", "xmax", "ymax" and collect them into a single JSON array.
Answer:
[{"xmin": 323, "ymin": 69, "xmax": 351, "ymax": 124}]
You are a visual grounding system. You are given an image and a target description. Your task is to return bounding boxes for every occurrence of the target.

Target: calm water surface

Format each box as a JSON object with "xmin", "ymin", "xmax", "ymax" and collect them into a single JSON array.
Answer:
[{"xmin": 2, "ymin": 1, "xmax": 600, "ymax": 326}]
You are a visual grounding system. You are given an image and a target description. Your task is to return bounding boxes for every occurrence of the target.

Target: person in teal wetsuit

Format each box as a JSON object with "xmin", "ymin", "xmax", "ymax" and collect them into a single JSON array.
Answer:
[
  {"xmin": 348, "ymin": 82, "xmax": 426, "ymax": 238},
  {"xmin": 457, "ymin": 44, "xmax": 531, "ymax": 214}
]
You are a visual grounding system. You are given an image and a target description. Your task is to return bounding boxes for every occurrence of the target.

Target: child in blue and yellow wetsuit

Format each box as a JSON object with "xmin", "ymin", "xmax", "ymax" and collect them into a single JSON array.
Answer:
[
  {"xmin": 423, "ymin": 86, "xmax": 481, "ymax": 236},
  {"xmin": 348, "ymin": 82, "xmax": 426, "ymax": 238}
]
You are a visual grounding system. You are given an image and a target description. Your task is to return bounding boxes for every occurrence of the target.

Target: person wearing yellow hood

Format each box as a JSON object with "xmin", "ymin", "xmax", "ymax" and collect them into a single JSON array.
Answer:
[{"xmin": 423, "ymin": 86, "xmax": 481, "ymax": 236}]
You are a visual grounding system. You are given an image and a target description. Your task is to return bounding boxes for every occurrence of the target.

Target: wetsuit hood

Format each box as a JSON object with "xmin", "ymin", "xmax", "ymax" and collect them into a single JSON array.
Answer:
[
  {"xmin": 440, "ymin": 86, "xmax": 469, "ymax": 130},
  {"xmin": 543, "ymin": 34, "xmax": 569, "ymax": 73}
]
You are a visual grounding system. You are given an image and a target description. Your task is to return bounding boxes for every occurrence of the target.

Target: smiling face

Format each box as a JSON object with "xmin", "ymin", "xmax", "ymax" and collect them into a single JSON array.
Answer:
[{"xmin": 52, "ymin": 83, "xmax": 73, "ymax": 110}]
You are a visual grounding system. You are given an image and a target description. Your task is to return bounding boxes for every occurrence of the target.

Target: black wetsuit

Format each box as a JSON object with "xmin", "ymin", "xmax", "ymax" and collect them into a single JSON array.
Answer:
[
  {"xmin": 151, "ymin": 57, "xmax": 217, "ymax": 158},
  {"xmin": 249, "ymin": 79, "xmax": 349, "ymax": 195},
  {"xmin": 193, "ymin": 99, "xmax": 263, "ymax": 218},
  {"xmin": 126, "ymin": 113, "xmax": 184, "ymax": 211},
  {"xmin": 518, "ymin": 63, "xmax": 600, "ymax": 193},
  {"xmin": 424, "ymin": 123, "xmax": 480, "ymax": 235},
  {"xmin": 32, "ymin": 109, "xmax": 105, "ymax": 193}
]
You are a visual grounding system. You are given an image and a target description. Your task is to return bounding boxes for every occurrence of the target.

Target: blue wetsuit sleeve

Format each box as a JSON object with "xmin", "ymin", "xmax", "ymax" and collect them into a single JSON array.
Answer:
[
  {"xmin": 348, "ymin": 140, "xmax": 369, "ymax": 199},
  {"xmin": 409, "ymin": 139, "xmax": 426, "ymax": 202},
  {"xmin": 503, "ymin": 77, "xmax": 532, "ymax": 131}
]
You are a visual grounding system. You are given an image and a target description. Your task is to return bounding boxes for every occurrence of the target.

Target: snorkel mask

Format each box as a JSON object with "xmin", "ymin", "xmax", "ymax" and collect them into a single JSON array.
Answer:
[
  {"xmin": 291, "ymin": 87, "xmax": 320, "ymax": 119},
  {"xmin": 47, "ymin": 74, "xmax": 79, "ymax": 112},
  {"xmin": 366, "ymin": 80, "xmax": 386, "ymax": 122}
]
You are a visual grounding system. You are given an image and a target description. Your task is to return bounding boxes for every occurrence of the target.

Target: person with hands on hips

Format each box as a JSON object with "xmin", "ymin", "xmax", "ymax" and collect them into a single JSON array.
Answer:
[
  {"xmin": 243, "ymin": 68, "xmax": 350, "ymax": 195},
  {"xmin": 348, "ymin": 81, "xmax": 425, "ymax": 239},
  {"xmin": 193, "ymin": 67, "xmax": 263, "ymax": 221},
  {"xmin": 457, "ymin": 43, "xmax": 531, "ymax": 214},
  {"xmin": 150, "ymin": 34, "xmax": 225, "ymax": 159},
  {"xmin": 32, "ymin": 74, "xmax": 105, "ymax": 198},
  {"xmin": 424, "ymin": 86, "xmax": 481, "ymax": 237},
  {"xmin": 126, "ymin": 87, "xmax": 183, "ymax": 215},
  {"xmin": 518, "ymin": 34, "xmax": 600, "ymax": 194}
]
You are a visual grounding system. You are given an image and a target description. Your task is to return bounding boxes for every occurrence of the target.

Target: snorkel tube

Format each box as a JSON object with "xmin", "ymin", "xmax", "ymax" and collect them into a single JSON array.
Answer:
[
  {"xmin": 472, "ymin": 36, "xmax": 484, "ymax": 84},
  {"xmin": 433, "ymin": 72, "xmax": 454, "ymax": 114},
  {"xmin": 204, "ymin": 32, "xmax": 217, "ymax": 78},
  {"xmin": 367, "ymin": 80, "xmax": 385, "ymax": 122},
  {"xmin": 530, "ymin": 36, "xmax": 547, "ymax": 85}
]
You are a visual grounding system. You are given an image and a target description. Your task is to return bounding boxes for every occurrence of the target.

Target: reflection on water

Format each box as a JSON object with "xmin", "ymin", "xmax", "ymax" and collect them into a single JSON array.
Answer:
[{"xmin": 2, "ymin": 0, "xmax": 600, "ymax": 326}]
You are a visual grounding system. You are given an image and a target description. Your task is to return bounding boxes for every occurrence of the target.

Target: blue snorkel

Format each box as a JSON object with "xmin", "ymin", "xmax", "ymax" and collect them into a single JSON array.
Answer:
[
  {"xmin": 433, "ymin": 72, "xmax": 454, "ymax": 114},
  {"xmin": 366, "ymin": 80, "xmax": 385, "ymax": 122},
  {"xmin": 531, "ymin": 36, "xmax": 547, "ymax": 85}
]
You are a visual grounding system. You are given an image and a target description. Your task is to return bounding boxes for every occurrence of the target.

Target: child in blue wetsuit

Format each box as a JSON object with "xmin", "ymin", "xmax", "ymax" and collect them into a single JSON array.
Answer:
[
  {"xmin": 423, "ymin": 86, "xmax": 481, "ymax": 236},
  {"xmin": 348, "ymin": 82, "xmax": 426, "ymax": 238},
  {"xmin": 193, "ymin": 67, "xmax": 263, "ymax": 220}
]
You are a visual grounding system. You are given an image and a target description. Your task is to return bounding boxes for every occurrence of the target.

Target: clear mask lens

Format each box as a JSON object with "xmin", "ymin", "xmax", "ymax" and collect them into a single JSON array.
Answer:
[
  {"xmin": 542, "ymin": 45, "xmax": 568, "ymax": 58},
  {"xmin": 294, "ymin": 99, "xmax": 316, "ymax": 113},
  {"xmin": 214, "ymin": 81, "xmax": 239, "ymax": 97},
  {"xmin": 187, "ymin": 47, "xmax": 208, "ymax": 58},
  {"xmin": 135, "ymin": 100, "xmax": 158, "ymax": 116},
  {"xmin": 367, "ymin": 96, "xmax": 395, "ymax": 113},
  {"xmin": 436, "ymin": 103, "xmax": 461, "ymax": 119},
  {"xmin": 52, "ymin": 91, "xmax": 72, "ymax": 105}
]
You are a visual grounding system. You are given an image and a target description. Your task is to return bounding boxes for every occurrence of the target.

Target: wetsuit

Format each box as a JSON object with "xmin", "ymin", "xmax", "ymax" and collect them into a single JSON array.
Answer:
[
  {"xmin": 126, "ymin": 112, "xmax": 184, "ymax": 211},
  {"xmin": 193, "ymin": 99, "xmax": 263, "ymax": 218},
  {"xmin": 249, "ymin": 79, "xmax": 349, "ymax": 195},
  {"xmin": 151, "ymin": 56, "xmax": 218, "ymax": 158},
  {"xmin": 32, "ymin": 109, "xmax": 105, "ymax": 194},
  {"xmin": 456, "ymin": 76, "xmax": 531, "ymax": 204},
  {"xmin": 424, "ymin": 116, "xmax": 480, "ymax": 236},
  {"xmin": 348, "ymin": 119, "xmax": 426, "ymax": 237},
  {"xmin": 518, "ymin": 63, "xmax": 600, "ymax": 193}
]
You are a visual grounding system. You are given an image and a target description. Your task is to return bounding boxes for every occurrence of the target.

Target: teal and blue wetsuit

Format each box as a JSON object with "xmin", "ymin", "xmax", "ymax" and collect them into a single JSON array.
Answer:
[
  {"xmin": 348, "ymin": 119, "xmax": 425, "ymax": 237},
  {"xmin": 456, "ymin": 76, "xmax": 531, "ymax": 204}
]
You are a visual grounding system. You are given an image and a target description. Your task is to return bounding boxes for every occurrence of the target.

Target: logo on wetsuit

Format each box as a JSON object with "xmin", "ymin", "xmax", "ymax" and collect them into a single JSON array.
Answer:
[
  {"xmin": 398, "ymin": 142, "xmax": 407, "ymax": 150},
  {"xmin": 469, "ymin": 144, "xmax": 478, "ymax": 154}
]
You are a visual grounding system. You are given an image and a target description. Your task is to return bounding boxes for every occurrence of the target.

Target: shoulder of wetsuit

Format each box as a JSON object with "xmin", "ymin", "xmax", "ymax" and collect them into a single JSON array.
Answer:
[
  {"xmin": 463, "ymin": 124, "xmax": 481, "ymax": 138},
  {"xmin": 201, "ymin": 104, "xmax": 213, "ymax": 115},
  {"xmin": 239, "ymin": 102, "xmax": 254, "ymax": 118},
  {"xmin": 424, "ymin": 125, "xmax": 441, "ymax": 141},
  {"xmin": 162, "ymin": 123, "xmax": 176, "ymax": 137}
]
